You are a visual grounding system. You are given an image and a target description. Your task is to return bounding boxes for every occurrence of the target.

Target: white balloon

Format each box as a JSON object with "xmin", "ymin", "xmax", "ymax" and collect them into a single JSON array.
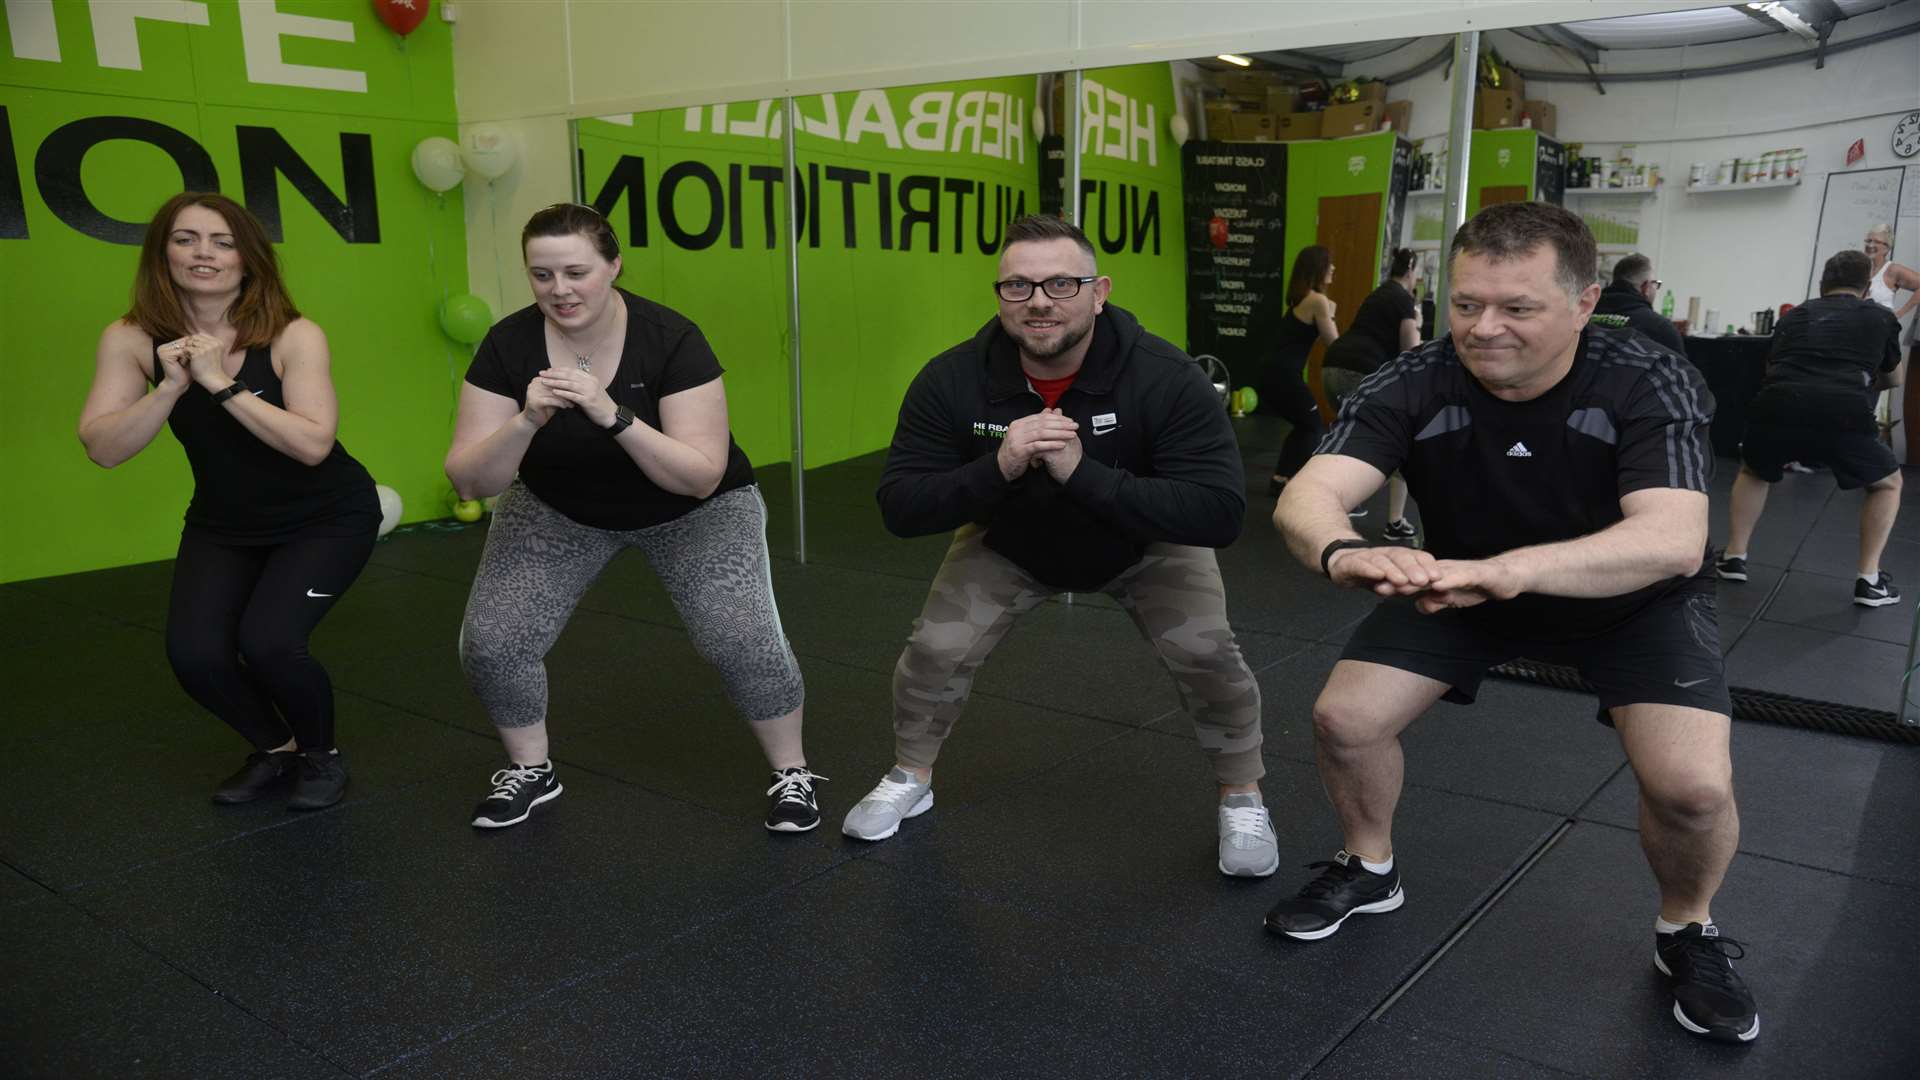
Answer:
[
  {"xmin": 375, "ymin": 484, "xmax": 403, "ymax": 538},
  {"xmin": 1031, "ymin": 103, "xmax": 1047, "ymax": 140},
  {"xmin": 1168, "ymin": 114, "xmax": 1191, "ymax": 146},
  {"xmin": 460, "ymin": 124, "xmax": 519, "ymax": 181},
  {"xmin": 410, "ymin": 137, "xmax": 465, "ymax": 193}
]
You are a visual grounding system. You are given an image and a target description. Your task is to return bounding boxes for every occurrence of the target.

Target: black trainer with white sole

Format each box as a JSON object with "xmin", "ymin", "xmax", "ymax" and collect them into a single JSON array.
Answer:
[
  {"xmin": 212, "ymin": 749, "xmax": 297, "ymax": 804},
  {"xmin": 471, "ymin": 761, "xmax": 562, "ymax": 828},
  {"xmin": 1263, "ymin": 850, "xmax": 1404, "ymax": 940},
  {"xmin": 765, "ymin": 767, "xmax": 825, "ymax": 832},
  {"xmin": 1655, "ymin": 923, "xmax": 1759, "ymax": 1043},
  {"xmin": 1855, "ymin": 571, "xmax": 1900, "ymax": 607},
  {"xmin": 1714, "ymin": 556, "xmax": 1748, "ymax": 582}
]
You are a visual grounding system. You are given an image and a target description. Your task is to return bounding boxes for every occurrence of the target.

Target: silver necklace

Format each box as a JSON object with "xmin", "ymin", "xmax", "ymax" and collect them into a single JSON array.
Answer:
[{"xmin": 559, "ymin": 311, "xmax": 618, "ymax": 374}]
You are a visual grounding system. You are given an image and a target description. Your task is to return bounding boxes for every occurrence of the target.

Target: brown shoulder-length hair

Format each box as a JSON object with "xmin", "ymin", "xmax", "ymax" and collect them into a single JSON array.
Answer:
[
  {"xmin": 1287, "ymin": 245, "xmax": 1332, "ymax": 307},
  {"xmin": 126, "ymin": 192, "xmax": 299, "ymax": 347}
]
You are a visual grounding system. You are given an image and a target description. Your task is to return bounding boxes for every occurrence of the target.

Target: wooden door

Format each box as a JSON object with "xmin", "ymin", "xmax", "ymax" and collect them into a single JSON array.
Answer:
[
  {"xmin": 1479, "ymin": 184, "xmax": 1529, "ymax": 207},
  {"xmin": 1312, "ymin": 192, "xmax": 1382, "ymax": 420}
]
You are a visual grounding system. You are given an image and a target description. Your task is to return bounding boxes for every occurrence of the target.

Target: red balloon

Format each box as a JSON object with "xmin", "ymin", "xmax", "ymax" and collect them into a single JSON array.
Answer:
[
  {"xmin": 374, "ymin": 0, "xmax": 429, "ymax": 37},
  {"xmin": 1208, "ymin": 216, "xmax": 1229, "ymax": 250}
]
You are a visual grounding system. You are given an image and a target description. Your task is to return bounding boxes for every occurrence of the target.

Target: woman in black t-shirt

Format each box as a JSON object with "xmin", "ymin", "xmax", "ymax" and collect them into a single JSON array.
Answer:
[
  {"xmin": 78, "ymin": 193, "xmax": 378, "ymax": 811},
  {"xmin": 445, "ymin": 204, "xmax": 818, "ymax": 833},
  {"xmin": 1322, "ymin": 247, "xmax": 1423, "ymax": 540},
  {"xmin": 1262, "ymin": 246, "xmax": 1340, "ymax": 495}
]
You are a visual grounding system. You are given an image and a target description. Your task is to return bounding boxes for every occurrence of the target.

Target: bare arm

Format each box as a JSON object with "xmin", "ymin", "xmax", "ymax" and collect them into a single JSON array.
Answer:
[
  {"xmin": 539, "ymin": 368, "xmax": 734, "ymax": 498},
  {"xmin": 1310, "ymin": 294, "xmax": 1339, "ymax": 346},
  {"xmin": 194, "ymin": 320, "xmax": 341, "ymax": 467},
  {"xmin": 1416, "ymin": 488, "xmax": 1707, "ymax": 613},
  {"xmin": 78, "ymin": 322, "xmax": 187, "ymax": 468},
  {"xmin": 445, "ymin": 382, "xmax": 546, "ymax": 500},
  {"xmin": 1889, "ymin": 263, "xmax": 1920, "ymax": 321},
  {"xmin": 1398, "ymin": 317, "xmax": 1420, "ymax": 353},
  {"xmin": 1872, "ymin": 358, "xmax": 1907, "ymax": 391},
  {"xmin": 1274, "ymin": 452, "xmax": 1440, "ymax": 592}
]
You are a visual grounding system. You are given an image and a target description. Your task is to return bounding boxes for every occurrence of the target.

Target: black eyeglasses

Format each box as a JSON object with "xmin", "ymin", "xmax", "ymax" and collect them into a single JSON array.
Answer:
[
  {"xmin": 995, "ymin": 276, "xmax": 1097, "ymax": 302},
  {"xmin": 1650, "ymin": 279, "xmax": 1663, "ymax": 291}
]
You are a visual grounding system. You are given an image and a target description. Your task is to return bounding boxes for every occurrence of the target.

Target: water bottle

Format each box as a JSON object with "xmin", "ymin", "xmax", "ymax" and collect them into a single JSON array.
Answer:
[{"xmin": 1660, "ymin": 290, "xmax": 1675, "ymax": 318}]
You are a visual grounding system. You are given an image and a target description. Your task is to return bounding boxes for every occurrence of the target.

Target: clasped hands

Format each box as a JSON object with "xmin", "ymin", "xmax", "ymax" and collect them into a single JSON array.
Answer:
[
  {"xmin": 156, "ymin": 333, "xmax": 235, "ymax": 391},
  {"xmin": 1326, "ymin": 545, "xmax": 1524, "ymax": 614},
  {"xmin": 522, "ymin": 367, "xmax": 616, "ymax": 429},
  {"xmin": 996, "ymin": 408, "xmax": 1083, "ymax": 484}
]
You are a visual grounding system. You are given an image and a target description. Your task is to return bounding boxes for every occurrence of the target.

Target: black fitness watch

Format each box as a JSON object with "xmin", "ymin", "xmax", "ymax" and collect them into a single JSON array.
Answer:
[
  {"xmin": 209, "ymin": 380, "xmax": 250, "ymax": 405},
  {"xmin": 605, "ymin": 404, "xmax": 635, "ymax": 436},
  {"xmin": 1320, "ymin": 538, "xmax": 1370, "ymax": 577}
]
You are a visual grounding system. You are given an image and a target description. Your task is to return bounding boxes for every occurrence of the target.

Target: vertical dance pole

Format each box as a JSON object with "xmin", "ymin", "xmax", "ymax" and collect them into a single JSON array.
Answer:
[
  {"xmin": 1435, "ymin": 31, "xmax": 1479, "ymax": 339},
  {"xmin": 783, "ymin": 95, "xmax": 807, "ymax": 564}
]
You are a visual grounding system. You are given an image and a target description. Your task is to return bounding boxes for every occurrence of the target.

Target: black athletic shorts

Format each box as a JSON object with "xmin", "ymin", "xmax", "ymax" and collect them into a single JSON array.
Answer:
[
  {"xmin": 1339, "ymin": 577, "xmax": 1730, "ymax": 722},
  {"xmin": 1741, "ymin": 420, "xmax": 1897, "ymax": 489}
]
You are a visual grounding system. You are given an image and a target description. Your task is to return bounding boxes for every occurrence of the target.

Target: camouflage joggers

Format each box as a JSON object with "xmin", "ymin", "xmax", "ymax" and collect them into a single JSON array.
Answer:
[{"xmin": 892, "ymin": 525, "xmax": 1265, "ymax": 784}]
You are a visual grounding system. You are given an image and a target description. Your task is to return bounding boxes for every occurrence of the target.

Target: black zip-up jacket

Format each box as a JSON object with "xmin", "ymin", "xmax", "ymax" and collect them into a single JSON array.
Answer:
[
  {"xmin": 1591, "ymin": 281, "xmax": 1685, "ymax": 355},
  {"xmin": 876, "ymin": 304, "xmax": 1246, "ymax": 590}
]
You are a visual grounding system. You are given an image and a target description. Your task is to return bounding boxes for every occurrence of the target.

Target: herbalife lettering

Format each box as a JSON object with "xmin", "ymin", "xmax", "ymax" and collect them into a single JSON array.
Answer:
[{"xmin": 972, "ymin": 420, "xmax": 1010, "ymax": 439}]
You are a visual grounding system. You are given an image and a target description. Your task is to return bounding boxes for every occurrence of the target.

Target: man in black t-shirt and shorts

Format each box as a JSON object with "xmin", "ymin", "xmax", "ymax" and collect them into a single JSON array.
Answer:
[
  {"xmin": 1270, "ymin": 202, "xmax": 1759, "ymax": 1043},
  {"xmin": 1716, "ymin": 250, "xmax": 1906, "ymax": 607}
]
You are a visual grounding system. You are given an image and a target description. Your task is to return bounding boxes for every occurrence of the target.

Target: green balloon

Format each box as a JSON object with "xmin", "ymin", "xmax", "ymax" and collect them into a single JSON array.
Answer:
[
  {"xmin": 1236, "ymin": 385, "xmax": 1258, "ymax": 413},
  {"xmin": 438, "ymin": 293, "xmax": 493, "ymax": 345}
]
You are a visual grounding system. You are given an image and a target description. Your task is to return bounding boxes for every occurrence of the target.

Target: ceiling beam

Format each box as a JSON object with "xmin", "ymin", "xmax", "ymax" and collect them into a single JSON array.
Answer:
[
  {"xmin": 1535, "ymin": 22, "xmax": 1603, "ymax": 64},
  {"xmin": 1249, "ymin": 50, "xmax": 1346, "ymax": 79}
]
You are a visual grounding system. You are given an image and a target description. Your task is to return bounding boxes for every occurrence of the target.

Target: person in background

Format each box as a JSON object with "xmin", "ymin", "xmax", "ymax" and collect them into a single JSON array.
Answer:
[
  {"xmin": 1717, "ymin": 250, "xmax": 1905, "ymax": 608},
  {"xmin": 1863, "ymin": 224, "xmax": 1918, "ymax": 325},
  {"xmin": 1591, "ymin": 253, "xmax": 1684, "ymax": 354},
  {"xmin": 445, "ymin": 203, "xmax": 821, "ymax": 832},
  {"xmin": 1322, "ymin": 247, "xmax": 1422, "ymax": 542},
  {"xmin": 1263, "ymin": 246, "xmax": 1341, "ymax": 498},
  {"xmin": 78, "ymin": 192, "xmax": 379, "ymax": 811}
]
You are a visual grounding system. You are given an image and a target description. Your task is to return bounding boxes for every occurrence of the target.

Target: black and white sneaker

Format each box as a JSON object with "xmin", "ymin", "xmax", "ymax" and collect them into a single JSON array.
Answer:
[
  {"xmin": 471, "ymin": 761, "xmax": 562, "ymax": 828},
  {"xmin": 765, "ymin": 767, "xmax": 826, "ymax": 833},
  {"xmin": 1714, "ymin": 556, "xmax": 1748, "ymax": 582},
  {"xmin": 1263, "ymin": 850, "xmax": 1404, "ymax": 940},
  {"xmin": 1855, "ymin": 571, "xmax": 1901, "ymax": 607},
  {"xmin": 1655, "ymin": 923, "xmax": 1759, "ymax": 1043},
  {"xmin": 1382, "ymin": 518, "xmax": 1418, "ymax": 544}
]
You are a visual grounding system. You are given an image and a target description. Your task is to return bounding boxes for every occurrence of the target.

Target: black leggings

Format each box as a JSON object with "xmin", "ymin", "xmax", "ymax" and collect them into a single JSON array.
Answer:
[
  {"xmin": 1261, "ymin": 365, "xmax": 1324, "ymax": 479},
  {"xmin": 166, "ymin": 523, "xmax": 376, "ymax": 752}
]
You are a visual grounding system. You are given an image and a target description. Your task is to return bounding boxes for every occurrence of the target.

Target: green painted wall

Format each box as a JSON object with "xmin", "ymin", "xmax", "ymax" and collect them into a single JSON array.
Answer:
[
  {"xmin": 1467, "ymin": 128, "xmax": 1540, "ymax": 215},
  {"xmin": 1078, "ymin": 64, "xmax": 1184, "ymax": 345},
  {"xmin": 1283, "ymin": 131, "xmax": 1398, "ymax": 294},
  {"xmin": 2, "ymin": 1, "xmax": 465, "ymax": 583},
  {"xmin": 579, "ymin": 77, "xmax": 1041, "ymax": 471}
]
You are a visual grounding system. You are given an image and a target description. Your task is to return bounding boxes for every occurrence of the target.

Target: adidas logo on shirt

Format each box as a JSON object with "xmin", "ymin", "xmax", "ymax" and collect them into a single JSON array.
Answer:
[{"xmin": 1506, "ymin": 442, "xmax": 1533, "ymax": 458}]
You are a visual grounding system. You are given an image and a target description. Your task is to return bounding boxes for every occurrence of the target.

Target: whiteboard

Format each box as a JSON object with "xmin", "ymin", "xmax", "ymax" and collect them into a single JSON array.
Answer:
[{"xmin": 1805, "ymin": 166, "xmax": 1906, "ymax": 299}]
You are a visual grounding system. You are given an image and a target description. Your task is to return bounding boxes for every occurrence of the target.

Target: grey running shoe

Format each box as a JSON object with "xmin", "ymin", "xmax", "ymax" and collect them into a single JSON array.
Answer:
[
  {"xmin": 1218, "ymin": 792, "xmax": 1279, "ymax": 877},
  {"xmin": 841, "ymin": 766, "xmax": 932, "ymax": 840}
]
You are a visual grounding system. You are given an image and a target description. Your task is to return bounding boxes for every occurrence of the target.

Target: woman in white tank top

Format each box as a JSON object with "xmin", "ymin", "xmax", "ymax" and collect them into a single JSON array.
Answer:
[{"xmin": 1863, "ymin": 224, "xmax": 1919, "ymax": 337}]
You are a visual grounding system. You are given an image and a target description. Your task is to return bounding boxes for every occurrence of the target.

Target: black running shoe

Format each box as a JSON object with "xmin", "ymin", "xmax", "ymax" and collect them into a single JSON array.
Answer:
[
  {"xmin": 1263, "ymin": 850, "xmax": 1405, "ymax": 940},
  {"xmin": 471, "ymin": 761, "xmax": 562, "ymax": 828},
  {"xmin": 1382, "ymin": 518, "xmax": 1418, "ymax": 544},
  {"xmin": 212, "ymin": 749, "xmax": 297, "ymax": 804},
  {"xmin": 765, "ymin": 767, "xmax": 826, "ymax": 833},
  {"xmin": 1855, "ymin": 571, "xmax": 1900, "ymax": 607},
  {"xmin": 1655, "ymin": 924, "xmax": 1759, "ymax": 1043},
  {"xmin": 286, "ymin": 749, "xmax": 349, "ymax": 811},
  {"xmin": 1714, "ymin": 556, "xmax": 1748, "ymax": 582}
]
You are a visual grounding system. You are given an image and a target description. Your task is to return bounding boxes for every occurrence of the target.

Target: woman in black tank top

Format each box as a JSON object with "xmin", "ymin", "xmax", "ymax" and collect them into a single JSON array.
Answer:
[
  {"xmin": 1261, "ymin": 246, "xmax": 1341, "ymax": 495},
  {"xmin": 78, "ymin": 193, "xmax": 377, "ymax": 811}
]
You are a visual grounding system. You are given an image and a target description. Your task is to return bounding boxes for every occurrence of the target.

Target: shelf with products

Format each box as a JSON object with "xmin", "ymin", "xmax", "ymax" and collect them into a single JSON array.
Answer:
[
  {"xmin": 1564, "ymin": 186, "xmax": 1659, "ymax": 198},
  {"xmin": 1685, "ymin": 175, "xmax": 1803, "ymax": 193}
]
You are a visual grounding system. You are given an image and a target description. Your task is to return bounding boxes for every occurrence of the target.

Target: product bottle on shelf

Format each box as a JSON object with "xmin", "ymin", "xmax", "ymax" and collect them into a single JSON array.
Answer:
[{"xmin": 1661, "ymin": 290, "xmax": 1675, "ymax": 318}]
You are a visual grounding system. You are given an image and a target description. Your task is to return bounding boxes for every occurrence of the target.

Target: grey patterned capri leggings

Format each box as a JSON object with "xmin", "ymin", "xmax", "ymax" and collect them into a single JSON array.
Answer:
[
  {"xmin": 892, "ymin": 525, "xmax": 1264, "ymax": 784},
  {"xmin": 459, "ymin": 481, "xmax": 804, "ymax": 729}
]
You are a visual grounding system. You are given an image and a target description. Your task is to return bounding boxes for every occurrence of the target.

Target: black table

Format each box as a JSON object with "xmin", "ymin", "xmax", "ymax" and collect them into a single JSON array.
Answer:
[{"xmin": 1684, "ymin": 335, "xmax": 1770, "ymax": 456}]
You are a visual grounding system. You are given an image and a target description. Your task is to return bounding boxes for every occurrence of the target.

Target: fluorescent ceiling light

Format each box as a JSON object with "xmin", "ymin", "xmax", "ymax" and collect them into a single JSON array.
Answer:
[{"xmin": 1217, "ymin": 54, "xmax": 1252, "ymax": 67}]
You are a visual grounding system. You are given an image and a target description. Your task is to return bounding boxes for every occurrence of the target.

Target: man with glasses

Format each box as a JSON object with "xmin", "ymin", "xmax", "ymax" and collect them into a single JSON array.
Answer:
[
  {"xmin": 843, "ymin": 214, "xmax": 1275, "ymax": 880},
  {"xmin": 1592, "ymin": 253, "xmax": 1684, "ymax": 354}
]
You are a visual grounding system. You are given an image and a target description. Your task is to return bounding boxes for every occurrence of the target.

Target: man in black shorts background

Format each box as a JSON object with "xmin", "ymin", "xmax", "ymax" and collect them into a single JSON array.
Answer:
[
  {"xmin": 1716, "ymin": 249, "xmax": 1906, "ymax": 607},
  {"xmin": 1270, "ymin": 202, "xmax": 1758, "ymax": 1043}
]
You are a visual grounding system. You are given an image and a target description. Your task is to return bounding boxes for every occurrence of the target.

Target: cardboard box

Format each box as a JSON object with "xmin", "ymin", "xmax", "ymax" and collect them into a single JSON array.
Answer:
[
  {"xmin": 1349, "ymin": 80, "xmax": 1388, "ymax": 104},
  {"xmin": 1203, "ymin": 102, "xmax": 1236, "ymax": 139},
  {"xmin": 1274, "ymin": 111, "xmax": 1323, "ymax": 140},
  {"xmin": 1474, "ymin": 89, "xmax": 1522, "ymax": 130},
  {"xmin": 1321, "ymin": 101, "xmax": 1384, "ymax": 137},
  {"xmin": 1483, "ymin": 62, "xmax": 1525, "ymax": 99},
  {"xmin": 1265, "ymin": 85, "xmax": 1299, "ymax": 115},
  {"xmin": 1380, "ymin": 100, "xmax": 1412, "ymax": 134},
  {"xmin": 1216, "ymin": 71, "xmax": 1274, "ymax": 105},
  {"xmin": 1522, "ymin": 99, "xmax": 1556, "ymax": 136},
  {"xmin": 1228, "ymin": 111, "xmax": 1278, "ymax": 141}
]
